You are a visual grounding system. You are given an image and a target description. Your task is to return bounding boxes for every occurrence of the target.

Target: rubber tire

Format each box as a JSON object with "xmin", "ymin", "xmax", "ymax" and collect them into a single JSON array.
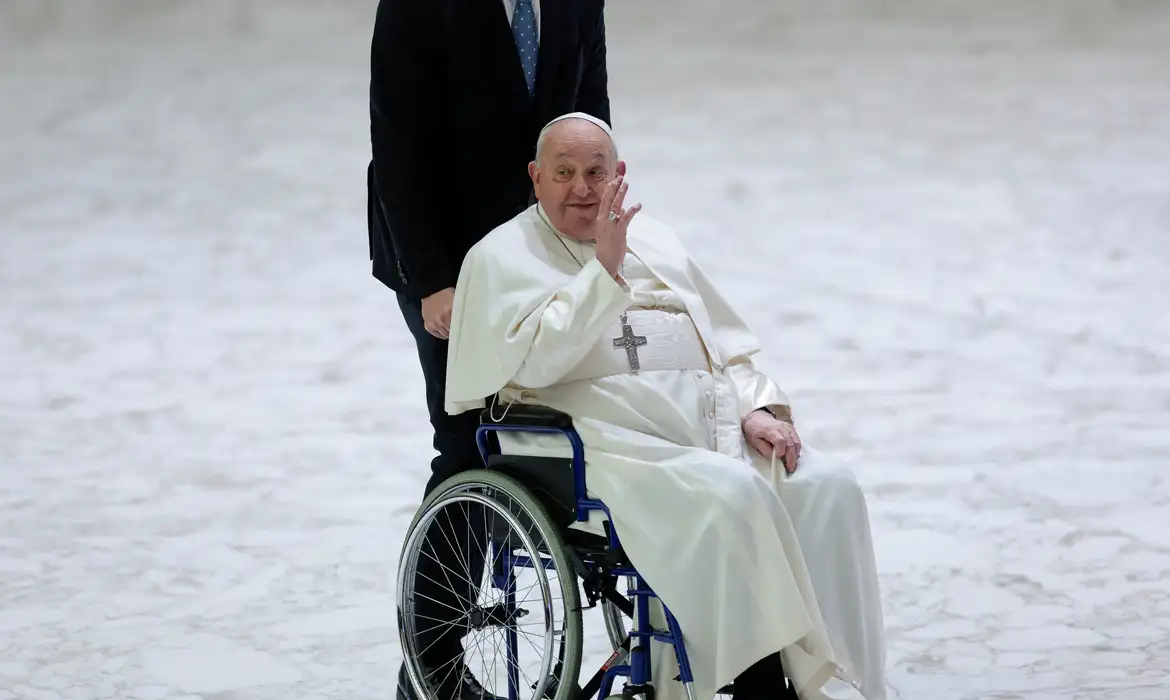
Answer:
[{"xmin": 398, "ymin": 468, "xmax": 585, "ymax": 700}]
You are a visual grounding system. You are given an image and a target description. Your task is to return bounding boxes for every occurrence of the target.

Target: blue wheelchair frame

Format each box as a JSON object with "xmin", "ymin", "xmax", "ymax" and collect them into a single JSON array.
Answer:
[{"xmin": 476, "ymin": 420, "xmax": 696, "ymax": 700}]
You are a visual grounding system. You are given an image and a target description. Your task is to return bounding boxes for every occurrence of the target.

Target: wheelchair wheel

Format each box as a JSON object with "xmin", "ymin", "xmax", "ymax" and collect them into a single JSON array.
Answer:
[{"xmin": 398, "ymin": 469, "xmax": 584, "ymax": 700}]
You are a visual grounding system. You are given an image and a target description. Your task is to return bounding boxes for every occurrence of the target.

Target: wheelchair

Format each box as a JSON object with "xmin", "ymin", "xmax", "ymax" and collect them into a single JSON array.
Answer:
[{"xmin": 397, "ymin": 404, "xmax": 792, "ymax": 700}]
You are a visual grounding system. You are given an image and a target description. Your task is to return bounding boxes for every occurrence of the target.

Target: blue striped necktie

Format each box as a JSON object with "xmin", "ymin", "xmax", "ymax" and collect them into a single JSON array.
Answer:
[{"xmin": 512, "ymin": 0, "xmax": 538, "ymax": 95}]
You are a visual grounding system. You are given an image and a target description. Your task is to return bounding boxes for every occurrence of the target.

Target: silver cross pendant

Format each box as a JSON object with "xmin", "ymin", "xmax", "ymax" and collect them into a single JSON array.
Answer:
[{"xmin": 612, "ymin": 312, "xmax": 648, "ymax": 373}]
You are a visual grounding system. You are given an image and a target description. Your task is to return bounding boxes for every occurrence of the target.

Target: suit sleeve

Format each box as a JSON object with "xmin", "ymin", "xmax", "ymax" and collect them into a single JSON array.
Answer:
[
  {"xmin": 574, "ymin": 2, "xmax": 612, "ymax": 126},
  {"xmin": 510, "ymin": 259, "xmax": 631, "ymax": 389},
  {"xmin": 369, "ymin": 0, "xmax": 456, "ymax": 299}
]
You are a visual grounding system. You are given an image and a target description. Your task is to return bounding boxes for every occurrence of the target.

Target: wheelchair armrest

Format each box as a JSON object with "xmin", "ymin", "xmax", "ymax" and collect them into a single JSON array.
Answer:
[{"xmin": 479, "ymin": 403, "xmax": 574, "ymax": 430}]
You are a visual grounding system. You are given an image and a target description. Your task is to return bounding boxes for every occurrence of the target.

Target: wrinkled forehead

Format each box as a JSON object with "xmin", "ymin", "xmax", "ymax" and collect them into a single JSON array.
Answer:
[{"xmin": 548, "ymin": 142, "xmax": 610, "ymax": 164}]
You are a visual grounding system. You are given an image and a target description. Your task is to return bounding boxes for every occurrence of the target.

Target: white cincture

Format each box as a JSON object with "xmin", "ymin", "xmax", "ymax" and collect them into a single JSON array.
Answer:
[{"xmin": 558, "ymin": 308, "xmax": 710, "ymax": 383}]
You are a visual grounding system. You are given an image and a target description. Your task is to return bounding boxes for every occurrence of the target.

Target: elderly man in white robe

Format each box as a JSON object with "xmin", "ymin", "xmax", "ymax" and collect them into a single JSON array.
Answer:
[{"xmin": 444, "ymin": 113, "xmax": 887, "ymax": 700}]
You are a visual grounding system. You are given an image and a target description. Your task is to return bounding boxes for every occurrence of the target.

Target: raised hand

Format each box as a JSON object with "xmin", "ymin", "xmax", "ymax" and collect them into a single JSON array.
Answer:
[{"xmin": 594, "ymin": 174, "xmax": 642, "ymax": 279}]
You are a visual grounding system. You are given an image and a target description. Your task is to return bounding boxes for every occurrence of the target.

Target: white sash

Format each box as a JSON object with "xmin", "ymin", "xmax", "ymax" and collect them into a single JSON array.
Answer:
[{"xmin": 559, "ymin": 308, "xmax": 711, "ymax": 383}]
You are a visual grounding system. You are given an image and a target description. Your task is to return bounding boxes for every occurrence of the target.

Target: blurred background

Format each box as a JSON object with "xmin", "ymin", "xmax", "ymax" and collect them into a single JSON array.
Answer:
[{"xmin": 2, "ymin": 0, "xmax": 1169, "ymax": 698}]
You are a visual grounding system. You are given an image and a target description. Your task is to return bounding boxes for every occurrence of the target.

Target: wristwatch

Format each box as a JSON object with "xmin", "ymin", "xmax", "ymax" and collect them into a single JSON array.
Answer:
[{"xmin": 754, "ymin": 405, "xmax": 793, "ymax": 425}]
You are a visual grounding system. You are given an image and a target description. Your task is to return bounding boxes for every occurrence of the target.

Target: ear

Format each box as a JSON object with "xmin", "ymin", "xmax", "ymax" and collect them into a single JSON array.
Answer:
[
  {"xmin": 615, "ymin": 160, "xmax": 627, "ymax": 177},
  {"xmin": 528, "ymin": 161, "xmax": 539, "ymax": 188}
]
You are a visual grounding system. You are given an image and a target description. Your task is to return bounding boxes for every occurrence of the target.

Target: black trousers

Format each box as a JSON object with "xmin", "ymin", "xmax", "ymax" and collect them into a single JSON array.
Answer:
[
  {"xmin": 398, "ymin": 293, "xmax": 491, "ymax": 669},
  {"xmin": 733, "ymin": 652, "xmax": 797, "ymax": 700}
]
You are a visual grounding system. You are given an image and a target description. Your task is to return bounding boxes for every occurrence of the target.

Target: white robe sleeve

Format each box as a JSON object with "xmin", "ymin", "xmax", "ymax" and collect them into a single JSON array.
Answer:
[
  {"xmin": 677, "ymin": 249, "xmax": 791, "ymax": 423},
  {"xmin": 510, "ymin": 257, "xmax": 632, "ymax": 389},
  {"xmin": 725, "ymin": 355, "xmax": 792, "ymax": 423}
]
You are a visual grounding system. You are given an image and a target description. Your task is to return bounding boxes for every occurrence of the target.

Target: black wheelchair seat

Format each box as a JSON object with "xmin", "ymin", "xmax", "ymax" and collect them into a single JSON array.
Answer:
[
  {"xmin": 485, "ymin": 453, "xmax": 577, "ymax": 528},
  {"xmin": 479, "ymin": 403, "xmax": 579, "ymax": 527}
]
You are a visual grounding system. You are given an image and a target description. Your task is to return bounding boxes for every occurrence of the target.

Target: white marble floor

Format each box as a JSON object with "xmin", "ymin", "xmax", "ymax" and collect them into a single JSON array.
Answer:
[{"xmin": 2, "ymin": 1, "xmax": 1169, "ymax": 698}]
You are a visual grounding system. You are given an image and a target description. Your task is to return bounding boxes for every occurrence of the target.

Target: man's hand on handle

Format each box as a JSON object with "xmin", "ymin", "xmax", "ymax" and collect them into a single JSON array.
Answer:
[
  {"xmin": 422, "ymin": 287, "xmax": 456, "ymax": 339},
  {"xmin": 743, "ymin": 410, "xmax": 802, "ymax": 474},
  {"xmin": 595, "ymin": 174, "xmax": 642, "ymax": 279}
]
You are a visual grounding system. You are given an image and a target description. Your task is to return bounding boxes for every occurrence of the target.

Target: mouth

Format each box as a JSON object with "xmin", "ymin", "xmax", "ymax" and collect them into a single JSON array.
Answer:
[{"xmin": 566, "ymin": 202, "xmax": 598, "ymax": 210}]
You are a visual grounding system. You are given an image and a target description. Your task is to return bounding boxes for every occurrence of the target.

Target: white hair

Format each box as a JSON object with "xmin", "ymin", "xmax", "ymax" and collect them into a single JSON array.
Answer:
[{"xmin": 534, "ymin": 112, "xmax": 619, "ymax": 165}]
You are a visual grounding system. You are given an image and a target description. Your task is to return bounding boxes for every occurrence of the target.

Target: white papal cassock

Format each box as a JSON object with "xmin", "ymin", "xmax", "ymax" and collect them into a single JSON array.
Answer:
[{"xmin": 445, "ymin": 204, "xmax": 886, "ymax": 700}]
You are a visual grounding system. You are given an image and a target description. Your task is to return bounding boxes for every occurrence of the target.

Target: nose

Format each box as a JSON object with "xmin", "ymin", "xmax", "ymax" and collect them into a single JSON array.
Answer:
[{"xmin": 570, "ymin": 175, "xmax": 591, "ymax": 196}]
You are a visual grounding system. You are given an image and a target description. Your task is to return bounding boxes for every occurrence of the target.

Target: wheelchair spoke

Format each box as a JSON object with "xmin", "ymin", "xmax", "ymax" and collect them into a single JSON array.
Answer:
[
  {"xmin": 448, "ymin": 501, "xmax": 480, "ymax": 586},
  {"xmin": 497, "ymin": 549, "xmax": 551, "ymax": 599},
  {"xmin": 410, "ymin": 565, "xmax": 478, "ymax": 616},
  {"xmin": 433, "ymin": 644, "xmax": 472, "ymax": 695},
  {"xmin": 494, "ymin": 628, "xmax": 539, "ymax": 699},
  {"xmin": 462, "ymin": 625, "xmax": 490, "ymax": 670},
  {"xmin": 512, "ymin": 577, "xmax": 550, "ymax": 608},
  {"xmin": 516, "ymin": 651, "xmax": 541, "ymax": 696},
  {"xmin": 512, "ymin": 571, "xmax": 542, "ymax": 596},
  {"xmin": 501, "ymin": 562, "xmax": 563, "ymax": 611},
  {"xmin": 408, "ymin": 585, "xmax": 472, "ymax": 619},
  {"xmin": 496, "ymin": 491, "xmax": 536, "ymax": 542},
  {"xmin": 418, "ymin": 546, "xmax": 472, "ymax": 608},
  {"xmin": 431, "ymin": 508, "xmax": 478, "ymax": 593},
  {"xmin": 411, "ymin": 611, "xmax": 471, "ymax": 636},
  {"xmin": 478, "ymin": 627, "xmax": 493, "ymax": 699},
  {"xmin": 488, "ymin": 622, "xmax": 502, "ymax": 695},
  {"xmin": 413, "ymin": 618, "xmax": 471, "ymax": 663},
  {"xmin": 505, "ymin": 618, "xmax": 554, "ymax": 627},
  {"xmin": 514, "ymin": 626, "xmax": 548, "ymax": 661},
  {"xmin": 465, "ymin": 501, "xmax": 473, "ymax": 615},
  {"xmin": 419, "ymin": 535, "xmax": 481, "ymax": 606},
  {"xmin": 475, "ymin": 626, "xmax": 508, "ymax": 695},
  {"xmin": 489, "ymin": 528, "xmax": 512, "ymax": 581},
  {"xmin": 466, "ymin": 630, "xmax": 500, "ymax": 696},
  {"xmin": 411, "ymin": 620, "xmax": 463, "ymax": 642}
]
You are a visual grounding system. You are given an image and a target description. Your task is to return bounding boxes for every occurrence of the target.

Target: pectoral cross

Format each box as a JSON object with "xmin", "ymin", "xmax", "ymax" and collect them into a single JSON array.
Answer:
[{"xmin": 612, "ymin": 312, "xmax": 647, "ymax": 373}]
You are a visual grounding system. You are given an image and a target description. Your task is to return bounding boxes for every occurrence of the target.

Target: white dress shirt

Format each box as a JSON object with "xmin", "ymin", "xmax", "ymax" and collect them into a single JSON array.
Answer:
[{"xmin": 502, "ymin": 0, "xmax": 541, "ymax": 41}]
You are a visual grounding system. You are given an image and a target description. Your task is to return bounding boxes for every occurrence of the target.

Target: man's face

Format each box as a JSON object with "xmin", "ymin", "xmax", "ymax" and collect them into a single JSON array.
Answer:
[{"xmin": 529, "ymin": 121, "xmax": 619, "ymax": 241}]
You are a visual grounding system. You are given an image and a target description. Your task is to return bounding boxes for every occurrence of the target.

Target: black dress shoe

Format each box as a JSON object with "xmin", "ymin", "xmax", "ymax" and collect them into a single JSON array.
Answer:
[
  {"xmin": 733, "ymin": 652, "xmax": 797, "ymax": 700},
  {"xmin": 397, "ymin": 659, "xmax": 507, "ymax": 700},
  {"xmin": 397, "ymin": 663, "xmax": 415, "ymax": 700},
  {"xmin": 443, "ymin": 666, "xmax": 507, "ymax": 700}
]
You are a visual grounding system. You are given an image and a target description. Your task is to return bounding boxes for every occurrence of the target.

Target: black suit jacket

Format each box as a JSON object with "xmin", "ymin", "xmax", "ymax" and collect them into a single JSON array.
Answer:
[{"xmin": 368, "ymin": 0, "xmax": 612, "ymax": 299}]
